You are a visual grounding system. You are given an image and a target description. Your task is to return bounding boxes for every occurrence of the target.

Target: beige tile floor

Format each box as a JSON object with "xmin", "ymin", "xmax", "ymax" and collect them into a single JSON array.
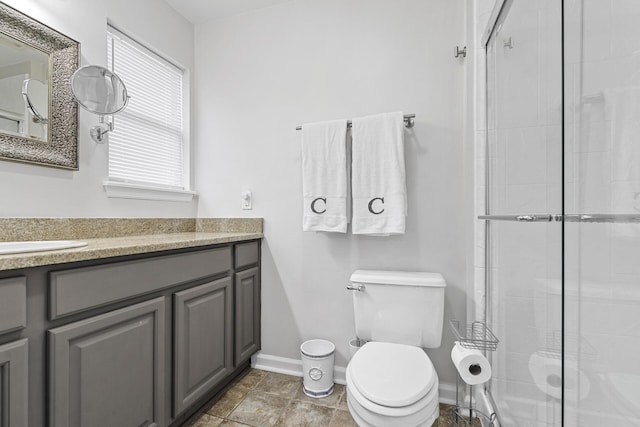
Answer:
[{"xmin": 188, "ymin": 369, "xmax": 457, "ymax": 427}]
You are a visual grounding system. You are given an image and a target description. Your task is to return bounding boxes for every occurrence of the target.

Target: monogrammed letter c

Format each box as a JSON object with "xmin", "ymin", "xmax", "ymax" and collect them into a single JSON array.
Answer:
[
  {"xmin": 368, "ymin": 197, "xmax": 385, "ymax": 215},
  {"xmin": 311, "ymin": 197, "xmax": 327, "ymax": 214}
]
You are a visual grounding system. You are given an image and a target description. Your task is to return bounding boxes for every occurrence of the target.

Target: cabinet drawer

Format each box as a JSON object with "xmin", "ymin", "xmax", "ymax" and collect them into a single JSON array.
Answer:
[
  {"xmin": 50, "ymin": 247, "xmax": 231, "ymax": 320},
  {"xmin": 0, "ymin": 277, "xmax": 26, "ymax": 334},
  {"xmin": 234, "ymin": 241, "xmax": 259, "ymax": 270}
]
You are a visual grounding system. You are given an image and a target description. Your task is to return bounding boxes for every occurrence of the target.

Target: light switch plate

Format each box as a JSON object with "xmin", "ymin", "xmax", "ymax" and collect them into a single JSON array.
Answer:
[{"xmin": 242, "ymin": 190, "xmax": 252, "ymax": 210}]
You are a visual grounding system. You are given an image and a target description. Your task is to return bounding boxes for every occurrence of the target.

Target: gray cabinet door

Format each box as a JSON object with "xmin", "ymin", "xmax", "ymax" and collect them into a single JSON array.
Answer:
[
  {"xmin": 174, "ymin": 277, "xmax": 233, "ymax": 415},
  {"xmin": 235, "ymin": 267, "xmax": 261, "ymax": 365},
  {"xmin": 0, "ymin": 277, "xmax": 26, "ymax": 334},
  {"xmin": 48, "ymin": 297, "xmax": 166, "ymax": 427},
  {"xmin": 0, "ymin": 339, "xmax": 28, "ymax": 427}
]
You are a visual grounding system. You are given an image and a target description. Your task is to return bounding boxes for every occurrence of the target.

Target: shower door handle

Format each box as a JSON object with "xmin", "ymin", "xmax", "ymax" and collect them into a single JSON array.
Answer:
[
  {"xmin": 478, "ymin": 214, "xmax": 561, "ymax": 222},
  {"xmin": 480, "ymin": 214, "xmax": 640, "ymax": 223},
  {"xmin": 563, "ymin": 214, "xmax": 640, "ymax": 223},
  {"xmin": 516, "ymin": 215, "xmax": 560, "ymax": 222}
]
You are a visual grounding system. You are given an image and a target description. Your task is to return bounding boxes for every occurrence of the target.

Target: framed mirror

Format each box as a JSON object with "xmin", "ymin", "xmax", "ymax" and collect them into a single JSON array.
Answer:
[{"xmin": 0, "ymin": 2, "xmax": 79, "ymax": 169}]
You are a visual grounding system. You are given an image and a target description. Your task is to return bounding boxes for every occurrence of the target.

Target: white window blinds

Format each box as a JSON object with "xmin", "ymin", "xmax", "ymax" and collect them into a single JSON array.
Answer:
[{"xmin": 107, "ymin": 27, "xmax": 185, "ymax": 190}]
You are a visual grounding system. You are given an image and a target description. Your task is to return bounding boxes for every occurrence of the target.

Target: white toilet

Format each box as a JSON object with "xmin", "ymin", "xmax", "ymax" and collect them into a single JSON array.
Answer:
[{"xmin": 346, "ymin": 269, "xmax": 446, "ymax": 427}]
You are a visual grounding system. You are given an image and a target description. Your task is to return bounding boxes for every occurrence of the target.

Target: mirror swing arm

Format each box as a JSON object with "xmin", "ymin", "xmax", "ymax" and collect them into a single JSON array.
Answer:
[
  {"xmin": 86, "ymin": 105, "xmax": 130, "ymax": 144},
  {"xmin": 92, "ymin": 115, "xmax": 114, "ymax": 144}
]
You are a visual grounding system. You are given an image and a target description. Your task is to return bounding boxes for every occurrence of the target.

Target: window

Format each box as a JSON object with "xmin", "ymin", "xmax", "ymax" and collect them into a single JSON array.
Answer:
[{"xmin": 104, "ymin": 25, "xmax": 194, "ymax": 202}]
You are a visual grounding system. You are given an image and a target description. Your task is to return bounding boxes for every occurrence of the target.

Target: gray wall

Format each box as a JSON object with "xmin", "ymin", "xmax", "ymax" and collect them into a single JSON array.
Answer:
[{"xmin": 194, "ymin": 0, "xmax": 467, "ymax": 387}]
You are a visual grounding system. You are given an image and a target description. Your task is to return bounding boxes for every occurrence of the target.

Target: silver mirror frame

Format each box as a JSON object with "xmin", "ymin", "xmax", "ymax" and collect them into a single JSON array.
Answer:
[{"xmin": 0, "ymin": 2, "xmax": 79, "ymax": 170}]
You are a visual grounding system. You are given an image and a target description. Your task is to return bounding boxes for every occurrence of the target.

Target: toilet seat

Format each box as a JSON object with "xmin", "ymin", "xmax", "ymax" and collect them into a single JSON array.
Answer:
[
  {"xmin": 346, "ymin": 342, "xmax": 440, "ymax": 426},
  {"xmin": 349, "ymin": 342, "xmax": 436, "ymax": 407}
]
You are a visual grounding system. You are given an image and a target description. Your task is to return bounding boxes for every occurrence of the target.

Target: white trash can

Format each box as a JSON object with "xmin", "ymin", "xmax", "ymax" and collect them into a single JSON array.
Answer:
[{"xmin": 300, "ymin": 339, "xmax": 335, "ymax": 398}]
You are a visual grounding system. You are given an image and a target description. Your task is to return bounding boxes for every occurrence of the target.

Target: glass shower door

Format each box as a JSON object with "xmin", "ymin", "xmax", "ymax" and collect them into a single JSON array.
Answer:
[
  {"xmin": 563, "ymin": 0, "xmax": 640, "ymax": 424},
  {"xmin": 484, "ymin": 1, "xmax": 564, "ymax": 425}
]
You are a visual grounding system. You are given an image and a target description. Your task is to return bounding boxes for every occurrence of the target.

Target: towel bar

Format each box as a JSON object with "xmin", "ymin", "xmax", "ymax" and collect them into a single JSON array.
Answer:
[{"xmin": 295, "ymin": 113, "xmax": 415, "ymax": 131}]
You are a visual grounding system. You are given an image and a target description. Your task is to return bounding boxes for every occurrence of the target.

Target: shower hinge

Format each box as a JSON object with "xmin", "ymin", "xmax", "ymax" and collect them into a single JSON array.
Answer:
[{"xmin": 454, "ymin": 45, "xmax": 467, "ymax": 58}]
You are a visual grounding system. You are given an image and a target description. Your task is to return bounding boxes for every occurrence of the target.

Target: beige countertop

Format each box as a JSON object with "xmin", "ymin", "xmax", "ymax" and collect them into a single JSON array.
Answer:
[{"xmin": 0, "ymin": 231, "xmax": 263, "ymax": 272}]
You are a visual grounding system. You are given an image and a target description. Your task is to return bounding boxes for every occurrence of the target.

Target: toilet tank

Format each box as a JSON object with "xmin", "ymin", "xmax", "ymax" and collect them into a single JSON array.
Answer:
[{"xmin": 350, "ymin": 270, "xmax": 446, "ymax": 348}]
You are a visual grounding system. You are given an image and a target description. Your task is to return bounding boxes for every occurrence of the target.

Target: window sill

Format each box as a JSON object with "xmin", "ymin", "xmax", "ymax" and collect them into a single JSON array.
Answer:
[{"xmin": 103, "ymin": 181, "xmax": 197, "ymax": 203}]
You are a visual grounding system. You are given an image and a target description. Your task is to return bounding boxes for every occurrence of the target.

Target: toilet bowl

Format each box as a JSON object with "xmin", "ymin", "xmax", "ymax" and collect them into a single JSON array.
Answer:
[{"xmin": 346, "ymin": 342, "xmax": 439, "ymax": 426}]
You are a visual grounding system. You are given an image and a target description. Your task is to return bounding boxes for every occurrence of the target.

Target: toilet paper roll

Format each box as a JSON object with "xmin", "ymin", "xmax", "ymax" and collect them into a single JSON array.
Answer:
[
  {"xmin": 528, "ymin": 352, "xmax": 590, "ymax": 401},
  {"xmin": 451, "ymin": 342, "xmax": 492, "ymax": 385}
]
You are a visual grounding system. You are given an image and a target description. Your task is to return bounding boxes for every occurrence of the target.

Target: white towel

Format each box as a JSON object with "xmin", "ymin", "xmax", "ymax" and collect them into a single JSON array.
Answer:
[
  {"xmin": 301, "ymin": 119, "xmax": 348, "ymax": 233},
  {"xmin": 351, "ymin": 112, "xmax": 406, "ymax": 235}
]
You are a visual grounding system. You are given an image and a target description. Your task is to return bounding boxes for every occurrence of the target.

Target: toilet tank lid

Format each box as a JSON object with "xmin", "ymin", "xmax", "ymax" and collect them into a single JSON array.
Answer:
[{"xmin": 350, "ymin": 270, "xmax": 446, "ymax": 287}]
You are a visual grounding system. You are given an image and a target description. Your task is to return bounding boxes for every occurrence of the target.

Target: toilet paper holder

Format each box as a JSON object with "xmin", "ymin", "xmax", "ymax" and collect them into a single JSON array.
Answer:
[{"xmin": 449, "ymin": 320, "xmax": 499, "ymax": 426}]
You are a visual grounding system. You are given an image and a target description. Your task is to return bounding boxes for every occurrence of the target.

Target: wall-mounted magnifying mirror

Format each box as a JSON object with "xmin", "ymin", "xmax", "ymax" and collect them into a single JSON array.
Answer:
[
  {"xmin": 22, "ymin": 78, "xmax": 48, "ymax": 125},
  {"xmin": 71, "ymin": 65, "xmax": 129, "ymax": 143}
]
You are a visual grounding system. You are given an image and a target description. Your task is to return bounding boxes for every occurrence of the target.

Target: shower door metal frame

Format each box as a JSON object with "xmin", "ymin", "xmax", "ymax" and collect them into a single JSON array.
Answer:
[
  {"xmin": 481, "ymin": 3, "xmax": 513, "ymax": 425},
  {"xmin": 480, "ymin": 0, "xmax": 566, "ymax": 424}
]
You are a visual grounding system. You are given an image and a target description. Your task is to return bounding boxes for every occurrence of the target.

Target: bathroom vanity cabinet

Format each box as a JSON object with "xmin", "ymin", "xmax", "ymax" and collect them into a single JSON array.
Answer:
[{"xmin": 0, "ymin": 239, "xmax": 261, "ymax": 427}]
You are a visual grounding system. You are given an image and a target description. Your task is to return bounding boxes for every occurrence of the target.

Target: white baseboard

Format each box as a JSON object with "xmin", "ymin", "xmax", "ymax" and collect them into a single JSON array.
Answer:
[
  {"xmin": 438, "ymin": 381, "xmax": 457, "ymax": 405},
  {"xmin": 251, "ymin": 351, "xmax": 456, "ymax": 404},
  {"xmin": 251, "ymin": 351, "xmax": 347, "ymax": 385}
]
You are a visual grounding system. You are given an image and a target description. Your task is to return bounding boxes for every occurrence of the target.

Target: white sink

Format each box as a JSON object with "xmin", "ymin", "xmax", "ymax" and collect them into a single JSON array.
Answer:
[{"xmin": 0, "ymin": 240, "xmax": 88, "ymax": 255}]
